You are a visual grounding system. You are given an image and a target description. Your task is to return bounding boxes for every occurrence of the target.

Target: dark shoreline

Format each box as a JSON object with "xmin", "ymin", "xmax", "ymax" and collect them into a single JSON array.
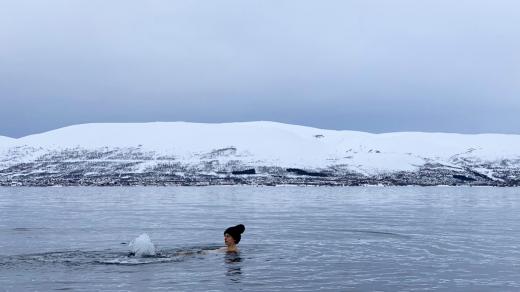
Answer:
[{"xmin": 2, "ymin": 170, "xmax": 518, "ymax": 187}]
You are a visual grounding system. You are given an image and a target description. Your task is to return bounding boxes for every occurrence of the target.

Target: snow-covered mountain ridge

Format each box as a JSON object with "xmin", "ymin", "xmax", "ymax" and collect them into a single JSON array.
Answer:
[{"xmin": 1, "ymin": 122, "xmax": 519, "ymax": 186}]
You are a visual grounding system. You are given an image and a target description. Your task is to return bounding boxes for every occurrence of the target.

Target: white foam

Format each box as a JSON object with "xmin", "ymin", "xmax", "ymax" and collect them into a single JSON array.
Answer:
[{"xmin": 129, "ymin": 233, "xmax": 156, "ymax": 257}]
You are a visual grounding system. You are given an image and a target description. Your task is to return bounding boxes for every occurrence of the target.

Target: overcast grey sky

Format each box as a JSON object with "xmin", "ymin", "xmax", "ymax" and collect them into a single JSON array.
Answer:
[{"xmin": 1, "ymin": 0, "xmax": 519, "ymax": 137}]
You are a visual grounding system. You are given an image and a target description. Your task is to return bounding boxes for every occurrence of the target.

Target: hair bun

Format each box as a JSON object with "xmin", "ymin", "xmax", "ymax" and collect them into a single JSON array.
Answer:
[{"xmin": 236, "ymin": 224, "xmax": 245, "ymax": 234}]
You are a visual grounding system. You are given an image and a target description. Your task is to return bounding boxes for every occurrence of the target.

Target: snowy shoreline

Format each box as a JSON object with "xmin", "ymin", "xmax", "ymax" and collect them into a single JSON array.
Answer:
[{"xmin": 1, "ymin": 122, "xmax": 519, "ymax": 186}]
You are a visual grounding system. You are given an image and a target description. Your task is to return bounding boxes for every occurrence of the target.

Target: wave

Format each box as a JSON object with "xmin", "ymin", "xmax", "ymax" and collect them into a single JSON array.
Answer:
[{"xmin": 0, "ymin": 245, "xmax": 223, "ymax": 268}]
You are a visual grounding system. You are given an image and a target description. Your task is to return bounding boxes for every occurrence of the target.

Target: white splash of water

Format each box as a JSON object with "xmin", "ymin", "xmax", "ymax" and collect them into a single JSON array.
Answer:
[{"xmin": 129, "ymin": 233, "xmax": 156, "ymax": 257}]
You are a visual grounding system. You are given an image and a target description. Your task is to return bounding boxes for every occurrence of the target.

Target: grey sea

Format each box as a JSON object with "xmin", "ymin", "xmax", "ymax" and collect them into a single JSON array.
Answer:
[{"xmin": 0, "ymin": 186, "xmax": 519, "ymax": 291}]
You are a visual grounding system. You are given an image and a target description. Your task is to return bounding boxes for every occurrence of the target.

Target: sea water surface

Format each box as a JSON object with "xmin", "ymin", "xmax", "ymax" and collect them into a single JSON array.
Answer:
[{"xmin": 0, "ymin": 186, "xmax": 519, "ymax": 291}]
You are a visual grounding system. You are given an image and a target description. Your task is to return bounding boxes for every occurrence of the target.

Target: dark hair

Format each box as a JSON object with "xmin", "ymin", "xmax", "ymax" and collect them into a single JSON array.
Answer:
[{"xmin": 224, "ymin": 224, "xmax": 245, "ymax": 244}]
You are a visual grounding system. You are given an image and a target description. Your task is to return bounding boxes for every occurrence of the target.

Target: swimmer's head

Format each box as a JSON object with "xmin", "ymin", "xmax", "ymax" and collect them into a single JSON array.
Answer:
[{"xmin": 224, "ymin": 224, "xmax": 245, "ymax": 244}]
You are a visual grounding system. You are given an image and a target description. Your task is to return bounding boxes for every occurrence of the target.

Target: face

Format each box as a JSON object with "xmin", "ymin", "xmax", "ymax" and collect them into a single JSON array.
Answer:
[{"xmin": 224, "ymin": 233, "xmax": 236, "ymax": 246}]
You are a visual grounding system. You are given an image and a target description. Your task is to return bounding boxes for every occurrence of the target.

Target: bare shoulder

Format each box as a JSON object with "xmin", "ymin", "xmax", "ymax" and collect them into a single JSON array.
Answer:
[{"xmin": 205, "ymin": 247, "xmax": 227, "ymax": 254}]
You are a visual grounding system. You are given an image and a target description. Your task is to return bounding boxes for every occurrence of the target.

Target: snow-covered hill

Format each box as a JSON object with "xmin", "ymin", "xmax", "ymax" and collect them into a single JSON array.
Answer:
[
  {"xmin": 1, "ymin": 122, "xmax": 519, "ymax": 186},
  {"xmin": 0, "ymin": 135, "xmax": 14, "ymax": 144}
]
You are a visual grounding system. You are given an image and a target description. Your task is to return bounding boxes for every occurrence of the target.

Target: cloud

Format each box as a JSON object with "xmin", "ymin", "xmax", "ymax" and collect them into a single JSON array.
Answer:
[{"xmin": 1, "ymin": 0, "xmax": 519, "ymax": 137}]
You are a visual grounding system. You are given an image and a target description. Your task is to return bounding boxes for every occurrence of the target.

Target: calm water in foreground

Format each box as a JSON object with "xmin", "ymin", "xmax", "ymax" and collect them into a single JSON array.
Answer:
[{"xmin": 0, "ymin": 186, "xmax": 519, "ymax": 291}]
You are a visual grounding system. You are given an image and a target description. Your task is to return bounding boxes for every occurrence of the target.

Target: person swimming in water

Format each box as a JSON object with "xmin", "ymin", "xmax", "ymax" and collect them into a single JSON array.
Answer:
[
  {"xmin": 221, "ymin": 224, "xmax": 245, "ymax": 253},
  {"xmin": 128, "ymin": 225, "xmax": 246, "ymax": 257}
]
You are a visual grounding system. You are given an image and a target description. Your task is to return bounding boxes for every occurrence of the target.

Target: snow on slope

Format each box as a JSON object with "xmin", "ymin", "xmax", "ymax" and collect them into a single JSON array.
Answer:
[
  {"xmin": 0, "ymin": 136, "xmax": 16, "ymax": 156},
  {"xmin": 0, "ymin": 135, "xmax": 15, "ymax": 145},
  {"xmin": 5, "ymin": 121, "xmax": 520, "ymax": 174}
]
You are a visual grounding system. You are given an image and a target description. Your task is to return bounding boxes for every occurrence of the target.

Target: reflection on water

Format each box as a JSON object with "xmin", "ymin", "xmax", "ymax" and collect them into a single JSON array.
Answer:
[{"xmin": 225, "ymin": 252, "xmax": 242, "ymax": 283}]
